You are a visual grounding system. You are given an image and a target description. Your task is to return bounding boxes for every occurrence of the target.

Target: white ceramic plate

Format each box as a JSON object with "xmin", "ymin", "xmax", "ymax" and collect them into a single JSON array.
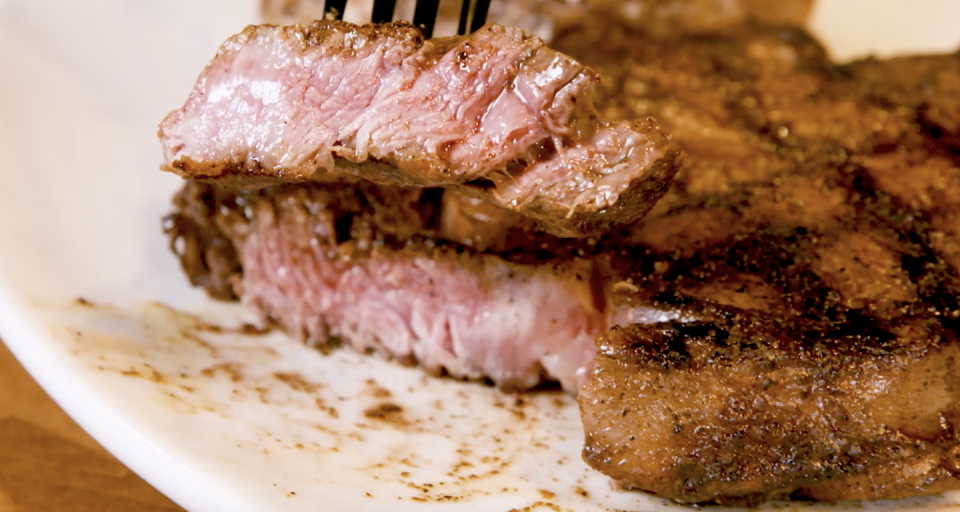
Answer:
[{"xmin": 1, "ymin": 1, "xmax": 960, "ymax": 511}]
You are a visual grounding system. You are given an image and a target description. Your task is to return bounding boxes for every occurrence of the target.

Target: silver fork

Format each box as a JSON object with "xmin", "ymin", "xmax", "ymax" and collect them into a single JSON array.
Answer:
[{"xmin": 322, "ymin": 0, "xmax": 491, "ymax": 38}]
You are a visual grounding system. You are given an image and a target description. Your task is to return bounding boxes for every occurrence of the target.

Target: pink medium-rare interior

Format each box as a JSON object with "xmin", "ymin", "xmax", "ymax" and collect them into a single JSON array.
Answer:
[
  {"xmin": 236, "ymin": 199, "xmax": 605, "ymax": 391},
  {"xmin": 158, "ymin": 21, "xmax": 681, "ymax": 237},
  {"xmin": 160, "ymin": 23, "xmax": 581, "ymax": 183}
]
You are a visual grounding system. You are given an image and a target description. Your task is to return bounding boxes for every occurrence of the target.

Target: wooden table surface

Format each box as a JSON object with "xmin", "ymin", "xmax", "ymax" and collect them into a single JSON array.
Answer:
[{"xmin": 0, "ymin": 339, "xmax": 184, "ymax": 512}]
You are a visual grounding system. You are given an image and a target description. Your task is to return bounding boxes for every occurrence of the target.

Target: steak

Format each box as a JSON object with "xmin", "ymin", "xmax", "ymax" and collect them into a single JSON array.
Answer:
[
  {"xmin": 166, "ymin": 180, "xmax": 606, "ymax": 391},
  {"xmin": 554, "ymin": 15, "xmax": 960, "ymax": 504},
  {"xmin": 160, "ymin": 7, "xmax": 960, "ymax": 506},
  {"xmin": 159, "ymin": 20, "xmax": 681, "ymax": 237}
]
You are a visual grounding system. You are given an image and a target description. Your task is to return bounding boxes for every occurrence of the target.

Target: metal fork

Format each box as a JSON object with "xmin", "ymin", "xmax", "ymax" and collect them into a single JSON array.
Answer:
[{"xmin": 322, "ymin": 0, "xmax": 491, "ymax": 38}]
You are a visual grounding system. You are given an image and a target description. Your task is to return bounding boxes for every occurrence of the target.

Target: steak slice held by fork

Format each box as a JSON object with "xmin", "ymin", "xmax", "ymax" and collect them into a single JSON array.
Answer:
[{"xmin": 158, "ymin": 20, "xmax": 681, "ymax": 238}]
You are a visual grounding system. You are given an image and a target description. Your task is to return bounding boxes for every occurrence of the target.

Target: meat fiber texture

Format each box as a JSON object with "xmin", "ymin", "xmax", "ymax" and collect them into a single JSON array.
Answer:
[
  {"xmin": 159, "ymin": 20, "xmax": 681, "ymax": 238},
  {"xmin": 166, "ymin": 181, "xmax": 607, "ymax": 392}
]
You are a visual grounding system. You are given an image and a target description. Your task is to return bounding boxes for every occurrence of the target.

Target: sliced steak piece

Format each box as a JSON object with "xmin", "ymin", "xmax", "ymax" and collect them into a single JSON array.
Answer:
[
  {"xmin": 166, "ymin": 180, "xmax": 606, "ymax": 391},
  {"xmin": 581, "ymin": 303, "xmax": 960, "ymax": 505},
  {"xmin": 159, "ymin": 20, "xmax": 682, "ymax": 237}
]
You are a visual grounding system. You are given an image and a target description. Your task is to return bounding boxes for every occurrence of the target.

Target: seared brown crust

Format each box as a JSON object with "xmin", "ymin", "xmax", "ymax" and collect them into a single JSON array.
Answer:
[
  {"xmin": 556, "ymin": 16, "xmax": 960, "ymax": 504},
  {"xmin": 843, "ymin": 53, "xmax": 960, "ymax": 152},
  {"xmin": 582, "ymin": 308, "xmax": 960, "ymax": 505},
  {"xmin": 164, "ymin": 183, "xmax": 244, "ymax": 300}
]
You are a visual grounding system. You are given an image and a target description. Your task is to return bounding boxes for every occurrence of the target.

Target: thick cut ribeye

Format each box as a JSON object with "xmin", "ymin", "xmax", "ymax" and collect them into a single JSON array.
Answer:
[
  {"xmin": 554, "ymin": 15, "xmax": 960, "ymax": 504},
  {"xmin": 159, "ymin": 20, "xmax": 681, "ymax": 237}
]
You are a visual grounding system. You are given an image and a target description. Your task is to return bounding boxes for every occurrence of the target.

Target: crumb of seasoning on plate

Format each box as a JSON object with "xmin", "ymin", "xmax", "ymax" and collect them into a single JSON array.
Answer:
[
  {"xmin": 507, "ymin": 502, "xmax": 562, "ymax": 512},
  {"xmin": 363, "ymin": 402, "xmax": 407, "ymax": 426},
  {"xmin": 286, "ymin": 491, "xmax": 296, "ymax": 497},
  {"xmin": 273, "ymin": 371, "xmax": 322, "ymax": 393}
]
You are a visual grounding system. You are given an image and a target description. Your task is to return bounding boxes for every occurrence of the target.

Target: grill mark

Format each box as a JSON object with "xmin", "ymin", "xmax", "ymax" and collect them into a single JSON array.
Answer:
[{"xmin": 616, "ymin": 179, "xmax": 960, "ymax": 357}]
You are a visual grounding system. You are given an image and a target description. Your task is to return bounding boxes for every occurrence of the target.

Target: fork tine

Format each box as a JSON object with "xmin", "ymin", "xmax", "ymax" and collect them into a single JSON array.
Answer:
[
  {"xmin": 323, "ymin": 0, "xmax": 348, "ymax": 20},
  {"xmin": 457, "ymin": 0, "xmax": 474, "ymax": 35},
  {"xmin": 371, "ymin": 0, "xmax": 397, "ymax": 23},
  {"xmin": 457, "ymin": 0, "xmax": 491, "ymax": 35},
  {"xmin": 412, "ymin": 0, "xmax": 440, "ymax": 38},
  {"xmin": 468, "ymin": 0, "xmax": 490, "ymax": 32}
]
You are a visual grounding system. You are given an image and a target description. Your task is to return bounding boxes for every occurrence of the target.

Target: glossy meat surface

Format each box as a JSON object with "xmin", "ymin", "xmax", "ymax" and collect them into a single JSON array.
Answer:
[{"xmin": 159, "ymin": 20, "xmax": 681, "ymax": 237}]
